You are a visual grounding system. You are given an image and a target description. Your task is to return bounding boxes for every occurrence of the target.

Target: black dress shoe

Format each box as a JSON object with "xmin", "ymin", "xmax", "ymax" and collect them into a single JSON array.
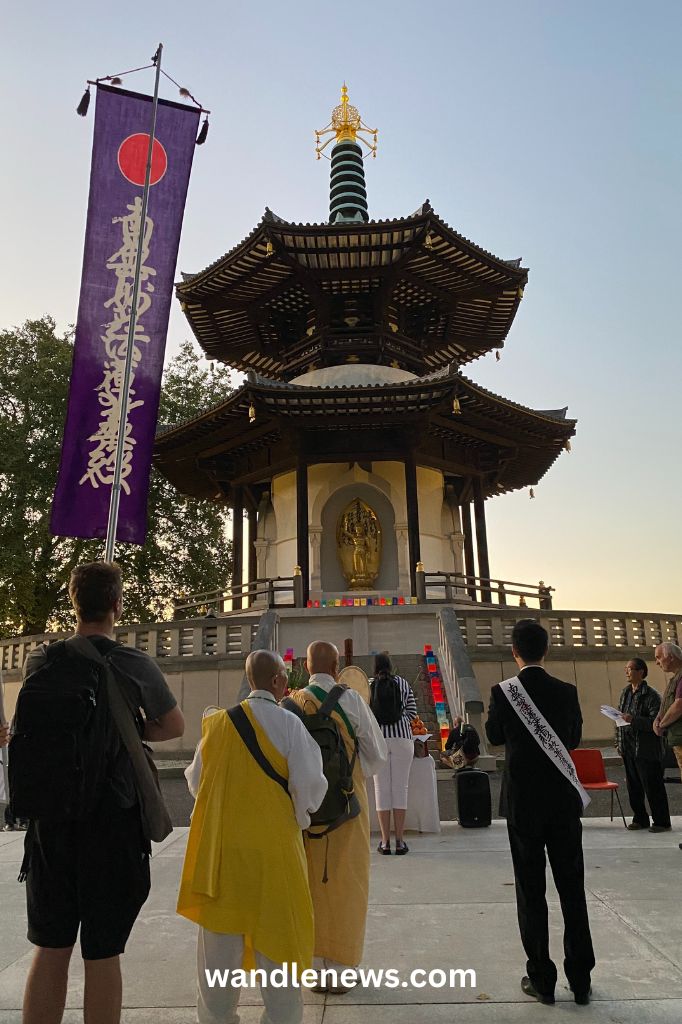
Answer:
[
  {"xmin": 521, "ymin": 976, "xmax": 555, "ymax": 1005},
  {"xmin": 377, "ymin": 841, "xmax": 391, "ymax": 855},
  {"xmin": 571, "ymin": 986, "xmax": 592, "ymax": 1005},
  {"xmin": 395, "ymin": 840, "xmax": 409, "ymax": 855}
]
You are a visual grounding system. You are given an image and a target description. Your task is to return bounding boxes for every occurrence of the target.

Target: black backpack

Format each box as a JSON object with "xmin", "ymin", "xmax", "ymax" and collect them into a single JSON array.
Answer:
[
  {"xmin": 9, "ymin": 637, "xmax": 122, "ymax": 822},
  {"xmin": 370, "ymin": 673, "xmax": 403, "ymax": 726},
  {"xmin": 282, "ymin": 684, "xmax": 360, "ymax": 837}
]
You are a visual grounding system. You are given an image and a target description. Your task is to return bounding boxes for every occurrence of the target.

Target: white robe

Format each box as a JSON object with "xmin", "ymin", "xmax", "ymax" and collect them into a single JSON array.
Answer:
[
  {"xmin": 305, "ymin": 673, "xmax": 388, "ymax": 775},
  {"xmin": 185, "ymin": 689, "xmax": 327, "ymax": 829}
]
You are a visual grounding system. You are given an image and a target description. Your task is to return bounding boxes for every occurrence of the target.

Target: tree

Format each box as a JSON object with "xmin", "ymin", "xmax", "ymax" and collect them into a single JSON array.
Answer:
[{"xmin": 0, "ymin": 318, "xmax": 234, "ymax": 637}]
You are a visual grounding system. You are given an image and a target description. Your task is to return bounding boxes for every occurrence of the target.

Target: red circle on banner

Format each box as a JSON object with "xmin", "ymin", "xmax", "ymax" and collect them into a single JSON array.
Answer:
[{"xmin": 117, "ymin": 134, "xmax": 167, "ymax": 186}]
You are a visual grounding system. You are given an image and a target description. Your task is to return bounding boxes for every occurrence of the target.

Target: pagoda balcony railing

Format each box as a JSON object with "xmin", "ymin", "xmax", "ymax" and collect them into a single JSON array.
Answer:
[
  {"xmin": 418, "ymin": 570, "xmax": 553, "ymax": 609},
  {"xmin": 2, "ymin": 607, "xmax": 681, "ymax": 676},
  {"xmin": 172, "ymin": 577, "xmax": 298, "ymax": 617}
]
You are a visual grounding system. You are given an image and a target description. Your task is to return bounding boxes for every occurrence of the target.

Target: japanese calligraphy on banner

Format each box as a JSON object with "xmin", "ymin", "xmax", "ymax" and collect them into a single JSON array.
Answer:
[{"xmin": 51, "ymin": 83, "xmax": 200, "ymax": 544}]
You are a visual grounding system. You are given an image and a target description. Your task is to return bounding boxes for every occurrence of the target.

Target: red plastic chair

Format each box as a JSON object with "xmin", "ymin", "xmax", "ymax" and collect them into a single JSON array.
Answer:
[{"xmin": 570, "ymin": 749, "xmax": 627, "ymax": 827}]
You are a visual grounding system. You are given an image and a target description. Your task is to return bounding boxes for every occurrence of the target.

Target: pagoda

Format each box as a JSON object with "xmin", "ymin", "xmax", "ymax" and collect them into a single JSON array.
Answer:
[{"xmin": 155, "ymin": 87, "xmax": 575, "ymax": 607}]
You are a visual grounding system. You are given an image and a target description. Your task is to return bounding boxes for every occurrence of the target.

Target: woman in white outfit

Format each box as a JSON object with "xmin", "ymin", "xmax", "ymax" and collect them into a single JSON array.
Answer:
[{"xmin": 370, "ymin": 653, "xmax": 418, "ymax": 855}]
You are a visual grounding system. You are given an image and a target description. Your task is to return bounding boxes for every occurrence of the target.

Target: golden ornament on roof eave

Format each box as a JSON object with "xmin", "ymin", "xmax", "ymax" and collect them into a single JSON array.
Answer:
[{"xmin": 315, "ymin": 83, "xmax": 378, "ymax": 160}]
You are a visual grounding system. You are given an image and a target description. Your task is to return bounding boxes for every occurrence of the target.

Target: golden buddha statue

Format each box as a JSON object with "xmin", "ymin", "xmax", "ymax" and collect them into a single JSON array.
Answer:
[{"xmin": 336, "ymin": 499, "xmax": 381, "ymax": 589}]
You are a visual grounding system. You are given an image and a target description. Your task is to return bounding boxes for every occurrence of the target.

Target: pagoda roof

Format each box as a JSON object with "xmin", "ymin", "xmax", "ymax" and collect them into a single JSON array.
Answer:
[
  {"xmin": 175, "ymin": 202, "xmax": 528, "ymax": 378},
  {"xmin": 154, "ymin": 367, "xmax": 574, "ymax": 502}
]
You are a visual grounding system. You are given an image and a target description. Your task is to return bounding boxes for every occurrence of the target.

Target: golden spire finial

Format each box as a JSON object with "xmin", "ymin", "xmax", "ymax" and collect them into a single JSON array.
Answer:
[{"xmin": 315, "ymin": 84, "xmax": 378, "ymax": 160}]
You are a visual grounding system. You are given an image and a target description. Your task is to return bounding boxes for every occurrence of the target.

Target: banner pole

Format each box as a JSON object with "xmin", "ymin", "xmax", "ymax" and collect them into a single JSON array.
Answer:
[{"xmin": 104, "ymin": 43, "xmax": 164, "ymax": 563}]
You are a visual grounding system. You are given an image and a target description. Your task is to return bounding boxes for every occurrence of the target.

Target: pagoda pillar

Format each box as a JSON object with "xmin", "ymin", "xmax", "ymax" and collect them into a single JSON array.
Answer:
[
  {"xmin": 404, "ymin": 454, "xmax": 421, "ymax": 597},
  {"xmin": 460, "ymin": 501, "xmax": 478, "ymax": 601},
  {"xmin": 247, "ymin": 506, "xmax": 257, "ymax": 605},
  {"xmin": 473, "ymin": 478, "xmax": 492, "ymax": 603},
  {"xmin": 232, "ymin": 486, "xmax": 244, "ymax": 610},
  {"xmin": 296, "ymin": 461, "xmax": 310, "ymax": 605}
]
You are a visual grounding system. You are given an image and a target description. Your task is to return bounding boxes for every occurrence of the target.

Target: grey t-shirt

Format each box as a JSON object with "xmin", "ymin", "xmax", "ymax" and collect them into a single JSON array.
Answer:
[
  {"xmin": 23, "ymin": 635, "xmax": 177, "ymax": 808},
  {"xmin": 24, "ymin": 636, "xmax": 177, "ymax": 722},
  {"xmin": 102, "ymin": 643, "xmax": 177, "ymax": 721}
]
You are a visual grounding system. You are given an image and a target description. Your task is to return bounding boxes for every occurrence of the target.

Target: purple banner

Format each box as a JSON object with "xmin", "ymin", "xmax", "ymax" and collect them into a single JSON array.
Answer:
[{"xmin": 51, "ymin": 83, "xmax": 199, "ymax": 544}]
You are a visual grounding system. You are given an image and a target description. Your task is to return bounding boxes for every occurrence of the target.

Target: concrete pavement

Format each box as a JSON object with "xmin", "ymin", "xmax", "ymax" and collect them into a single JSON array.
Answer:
[{"xmin": 1, "ymin": 819, "xmax": 682, "ymax": 1022}]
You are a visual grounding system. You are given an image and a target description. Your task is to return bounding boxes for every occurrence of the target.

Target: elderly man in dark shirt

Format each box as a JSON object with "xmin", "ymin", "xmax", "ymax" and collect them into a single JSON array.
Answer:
[{"xmin": 617, "ymin": 658, "xmax": 669, "ymax": 832}]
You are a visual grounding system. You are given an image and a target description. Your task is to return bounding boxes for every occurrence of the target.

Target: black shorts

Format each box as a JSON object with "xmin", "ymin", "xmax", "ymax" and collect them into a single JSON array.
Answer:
[{"xmin": 25, "ymin": 799, "xmax": 151, "ymax": 960}]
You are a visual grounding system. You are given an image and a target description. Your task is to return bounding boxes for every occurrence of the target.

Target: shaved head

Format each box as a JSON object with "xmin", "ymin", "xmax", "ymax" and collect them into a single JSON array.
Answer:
[
  {"xmin": 245, "ymin": 649, "xmax": 287, "ymax": 697},
  {"xmin": 306, "ymin": 641, "xmax": 340, "ymax": 678}
]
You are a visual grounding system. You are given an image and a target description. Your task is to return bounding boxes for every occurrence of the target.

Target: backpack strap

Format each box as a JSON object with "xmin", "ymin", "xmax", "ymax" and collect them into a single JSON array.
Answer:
[
  {"xmin": 227, "ymin": 704, "xmax": 290, "ymax": 796},
  {"xmin": 280, "ymin": 696, "xmax": 306, "ymax": 720},
  {"xmin": 307, "ymin": 684, "xmax": 356, "ymax": 740},
  {"xmin": 307, "ymin": 683, "xmax": 359, "ymax": 781},
  {"xmin": 64, "ymin": 635, "xmax": 173, "ymax": 842}
]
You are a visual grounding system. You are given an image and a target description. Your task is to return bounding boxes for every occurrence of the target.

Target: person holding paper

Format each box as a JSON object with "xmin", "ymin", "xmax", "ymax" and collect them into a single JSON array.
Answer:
[
  {"xmin": 439, "ymin": 717, "xmax": 480, "ymax": 770},
  {"xmin": 617, "ymin": 659, "xmax": 669, "ymax": 832},
  {"xmin": 485, "ymin": 619, "xmax": 594, "ymax": 1007}
]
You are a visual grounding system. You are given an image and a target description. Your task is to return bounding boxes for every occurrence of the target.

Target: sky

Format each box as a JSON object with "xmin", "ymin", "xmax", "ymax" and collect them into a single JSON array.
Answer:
[{"xmin": 2, "ymin": 0, "xmax": 681, "ymax": 615}]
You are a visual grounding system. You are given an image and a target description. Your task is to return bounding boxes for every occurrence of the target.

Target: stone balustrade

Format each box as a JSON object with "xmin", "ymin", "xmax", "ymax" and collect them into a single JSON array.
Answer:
[
  {"xmin": 3, "ymin": 607, "xmax": 679, "ymax": 677},
  {"xmin": 454, "ymin": 608, "xmax": 682, "ymax": 652},
  {"xmin": 0, "ymin": 616, "xmax": 261, "ymax": 676},
  {"xmin": 2, "ymin": 606, "xmax": 680, "ymax": 749}
]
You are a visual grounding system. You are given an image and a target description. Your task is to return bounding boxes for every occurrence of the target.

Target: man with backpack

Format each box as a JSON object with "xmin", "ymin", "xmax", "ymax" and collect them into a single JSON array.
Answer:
[
  {"xmin": 178, "ymin": 648, "xmax": 327, "ymax": 1024},
  {"xmin": 287, "ymin": 641, "xmax": 386, "ymax": 991},
  {"xmin": 11, "ymin": 561, "xmax": 184, "ymax": 1024}
]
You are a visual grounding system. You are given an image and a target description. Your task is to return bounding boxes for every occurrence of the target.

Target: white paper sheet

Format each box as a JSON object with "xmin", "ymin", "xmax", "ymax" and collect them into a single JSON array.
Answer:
[{"xmin": 600, "ymin": 704, "xmax": 630, "ymax": 728}]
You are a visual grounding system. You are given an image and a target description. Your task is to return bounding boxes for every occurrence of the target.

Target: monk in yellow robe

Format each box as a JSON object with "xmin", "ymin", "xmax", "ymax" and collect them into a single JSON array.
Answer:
[
  {"xmin": 288, "ymin": 641, "xmax": 387, "ymax": 989},
  {"xmin": 178, "ymin": 650, "xmax": 327, "ymax": 1024}
]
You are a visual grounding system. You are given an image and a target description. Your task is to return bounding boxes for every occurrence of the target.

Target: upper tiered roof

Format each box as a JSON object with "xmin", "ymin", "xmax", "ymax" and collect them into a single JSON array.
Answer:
[
  {"xmin": 176, "ymin": 201, "xmax": 528, "ymax": 379},
  {"xmin": 161, "ymin": 88, "xmax": 574, "ymax": 504}
]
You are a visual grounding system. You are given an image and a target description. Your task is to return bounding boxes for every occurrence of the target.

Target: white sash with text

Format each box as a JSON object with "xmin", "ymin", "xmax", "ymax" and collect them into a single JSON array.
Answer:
[{"xmin": 499, "ymin": 676, "xmax": 590, "ymax": 809}]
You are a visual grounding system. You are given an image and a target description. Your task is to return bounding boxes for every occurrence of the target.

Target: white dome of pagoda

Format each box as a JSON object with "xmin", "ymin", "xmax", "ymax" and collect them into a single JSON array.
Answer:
[{"xmin": 290, "ymin": 364, "xmax": 418, "ymax": 387}]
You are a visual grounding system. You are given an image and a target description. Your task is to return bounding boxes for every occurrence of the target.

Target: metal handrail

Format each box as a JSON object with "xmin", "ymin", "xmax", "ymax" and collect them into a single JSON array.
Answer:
[
  {"xmin": 421, "ymin": 570, "xmax": 553, "ymax": 608},
  {"xmin": 173, "ymin": 577, "xmax": 296, "ymax": 615}
]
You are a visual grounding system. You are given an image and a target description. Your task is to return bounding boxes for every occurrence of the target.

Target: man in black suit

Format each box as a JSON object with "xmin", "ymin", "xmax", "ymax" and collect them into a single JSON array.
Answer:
[{"xmin": 486, "ymin": 619, "xmax": 595, "ymax": 1006}]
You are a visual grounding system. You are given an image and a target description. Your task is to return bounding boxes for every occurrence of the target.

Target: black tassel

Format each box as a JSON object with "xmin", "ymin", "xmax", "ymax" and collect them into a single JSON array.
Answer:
[
  {"xmin": 195, "ymin": 116, "xmax": 209, "ymax": 145},
  {"xmin": 76, "ymin": 86, "xmax": 91, "ymax": 117}
]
